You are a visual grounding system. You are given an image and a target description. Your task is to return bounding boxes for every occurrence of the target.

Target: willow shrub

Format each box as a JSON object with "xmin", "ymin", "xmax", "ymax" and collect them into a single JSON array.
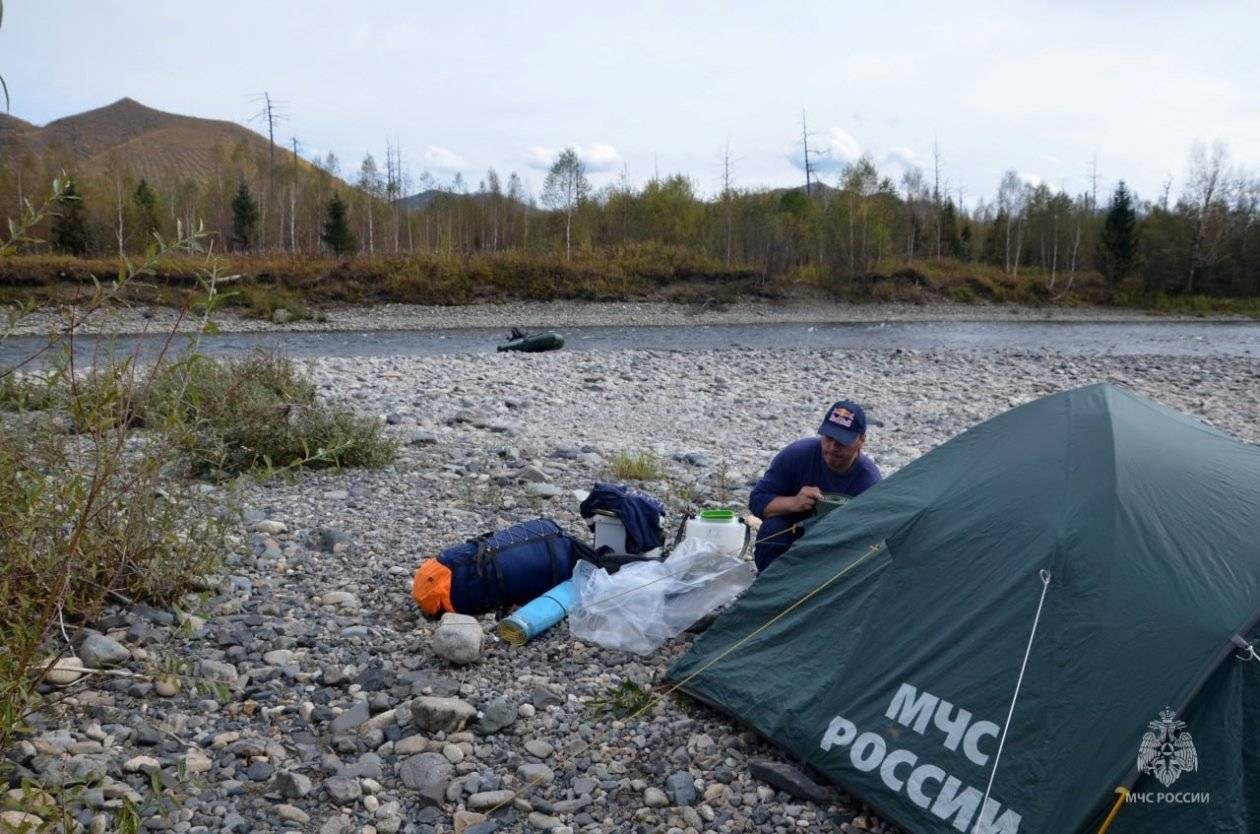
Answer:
[{"xmin": 146, "ymin": 352, "xmax": 397, "ymax": 478}]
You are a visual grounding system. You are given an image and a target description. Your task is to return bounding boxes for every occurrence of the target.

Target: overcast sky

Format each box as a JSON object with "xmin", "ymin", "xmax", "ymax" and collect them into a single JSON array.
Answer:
[{"xmin": 5, "ymin": 1, "xmax": 1258, "ymax": 206}]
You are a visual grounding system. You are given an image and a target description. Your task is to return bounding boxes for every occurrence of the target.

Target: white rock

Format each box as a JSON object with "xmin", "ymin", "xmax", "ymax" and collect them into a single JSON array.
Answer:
[
  {"xmin": 43, "ymin": 656, "xmax": 85, "ymax": 686},
  {"xmin": 263, "ymin": 649, "xmax": 294, "ymax": 666},
  {"xmin": 124, "ymin": 756, "xmax": 160, "ymax": 773},
  {"xmin": 431, "ymin": 613, "xmax": 483, "ymax": 665},
  {"xmin": 184, "ymin": 749, "xmax": 213, "ymax": 774}
]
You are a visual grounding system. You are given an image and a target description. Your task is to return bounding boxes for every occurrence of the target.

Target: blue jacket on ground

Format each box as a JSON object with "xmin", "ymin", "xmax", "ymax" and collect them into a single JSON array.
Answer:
[
  {"xmin": 579, "ymin": 482, "xmax": 665, "ymax": 554},
  {"xmin": 749, "ymin": 438, "xmax": 881, "ymax": 570}
]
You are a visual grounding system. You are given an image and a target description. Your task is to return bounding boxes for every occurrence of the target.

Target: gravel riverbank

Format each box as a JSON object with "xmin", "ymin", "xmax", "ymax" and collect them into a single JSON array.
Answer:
[
  {"xmin": 11, "ymin": 346, "xmax": 1260, "ymax": 834},
  {"xmin": 6, "ymin": 298, "xmax": 1247, "ymax": 337}
]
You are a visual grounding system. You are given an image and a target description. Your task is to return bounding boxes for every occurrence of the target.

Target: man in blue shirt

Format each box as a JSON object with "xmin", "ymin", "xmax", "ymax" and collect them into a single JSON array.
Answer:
[{"xmin": 748, "ymin": 399, "xmax": 882, "ymax": 571}]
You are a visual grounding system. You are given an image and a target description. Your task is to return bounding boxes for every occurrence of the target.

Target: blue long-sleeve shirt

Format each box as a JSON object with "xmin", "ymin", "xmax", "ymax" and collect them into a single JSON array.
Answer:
[{"xmin": 749, "ymin": 437, "xmax": 881, "ymax": 570}]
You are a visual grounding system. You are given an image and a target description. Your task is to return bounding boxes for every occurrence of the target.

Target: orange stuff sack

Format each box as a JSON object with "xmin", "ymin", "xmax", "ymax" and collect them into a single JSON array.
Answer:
[{"xmin": 412, "ymin": 559, "xmax": 454, "ymax": 617}]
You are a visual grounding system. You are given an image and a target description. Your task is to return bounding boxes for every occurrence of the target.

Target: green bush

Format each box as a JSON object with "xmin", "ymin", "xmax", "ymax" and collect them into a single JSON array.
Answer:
[
  {"xmin": 0, "ymin": 371, "xmax": 60, "ymax": 412},
  {"xmin": 149, "ymin": 353, "xmax": 397, "ymax": 477}
]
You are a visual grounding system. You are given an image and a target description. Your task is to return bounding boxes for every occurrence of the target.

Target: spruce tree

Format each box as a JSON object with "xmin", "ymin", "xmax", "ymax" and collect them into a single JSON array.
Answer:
[
  {"xmin": 981, "ymin": 211, "xmax": 1008, "ymax": 266},
  {"xmin": 52, "ymin": 178, "xmax": 89, "ymax": 255},
  {"xmin": 1099, "ymin": 181, "xmax": 1138, "ymax": 287},
  {"xmin": 132, "ymin": 178, "xmax": 161, "ymax": 244},
  {"xmin": 321, "ymin": 194, "xmax": 357, "ymax": 255},
  {"xmin": 940, "ymin": 200, "xmax": 964, "ymax": 258},
  {"xmin": 230, "ymin": 181, "xmax": 260, "ymax": 251}
]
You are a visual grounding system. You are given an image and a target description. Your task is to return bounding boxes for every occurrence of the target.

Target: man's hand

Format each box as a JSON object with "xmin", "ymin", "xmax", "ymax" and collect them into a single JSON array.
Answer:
[
  {"xmin": 794, "ymin": 485, "xmax": 823, "ymax": 512},
  {"xmin": 763, "ymin": 486, "xmax": 823, "ymax": 517}
]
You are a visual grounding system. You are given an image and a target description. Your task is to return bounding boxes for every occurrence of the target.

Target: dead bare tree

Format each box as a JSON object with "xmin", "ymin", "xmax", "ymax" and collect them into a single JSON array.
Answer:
[
  {"xmin": 250, "ymin": 92, "xmax": 287, "ymax": 249},
  {"xmin": 800, "ymin": 110, "xmax": 815, "ymax": 198},
  {"xmin": 1185, "ymin": 142, "xmax": 1230, "ymax": 294},
  {"xmin": 718, "ymin": 138, "xmax": 738, "ymax": 267}
]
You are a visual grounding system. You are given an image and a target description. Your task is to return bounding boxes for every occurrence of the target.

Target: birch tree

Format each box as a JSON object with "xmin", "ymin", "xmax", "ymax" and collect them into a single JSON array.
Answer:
[{"xmin": 542, "ymin": 148, "xmax": 589, "ymax": 260}]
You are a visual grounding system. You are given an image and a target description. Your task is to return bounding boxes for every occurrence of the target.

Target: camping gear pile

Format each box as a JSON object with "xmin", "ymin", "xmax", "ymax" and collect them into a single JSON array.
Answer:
[
  {"xmin": 670, "ymin": 384, "xmax": 1260, "ymax": 834},
  {"xmin": 412, "ymin": 481, "xmax": 753, "ymax": 648}
]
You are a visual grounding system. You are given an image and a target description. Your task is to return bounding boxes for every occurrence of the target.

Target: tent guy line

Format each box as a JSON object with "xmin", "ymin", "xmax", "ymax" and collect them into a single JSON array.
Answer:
[{"xmin": 978, "ymin": 568, "xmax": 1052, "ymax": 834}]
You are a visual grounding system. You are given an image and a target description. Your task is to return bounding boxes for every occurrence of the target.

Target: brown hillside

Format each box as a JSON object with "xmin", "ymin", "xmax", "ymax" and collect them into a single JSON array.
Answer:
[{"xmin": 4, "ymin": 98, "xmax": 325, "ymax": 185}]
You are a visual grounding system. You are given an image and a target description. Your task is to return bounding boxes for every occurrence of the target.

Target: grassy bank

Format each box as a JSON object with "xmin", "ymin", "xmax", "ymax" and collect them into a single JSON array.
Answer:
[{"xmin": 2, "ymin": 247, "xmax": 1258, "ymax": 319}]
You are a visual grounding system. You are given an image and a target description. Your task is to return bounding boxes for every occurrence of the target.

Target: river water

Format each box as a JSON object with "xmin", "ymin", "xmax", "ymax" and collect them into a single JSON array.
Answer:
[{"xmin": 2, "ymin": 320, "xmax": 1258, "ymax": 367}]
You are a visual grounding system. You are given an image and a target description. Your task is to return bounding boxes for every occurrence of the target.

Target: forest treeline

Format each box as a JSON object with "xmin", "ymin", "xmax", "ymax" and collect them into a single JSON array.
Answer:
[{"xmin": 4, "ymin": 134, "xmax": 1258, "ymax": 307}]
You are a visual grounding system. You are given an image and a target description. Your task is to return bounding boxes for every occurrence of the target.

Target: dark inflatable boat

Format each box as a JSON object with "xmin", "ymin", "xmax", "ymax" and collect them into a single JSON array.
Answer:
[{"xmin": 496, "ymin": 328, "xmax": 565, "ymax": 353}]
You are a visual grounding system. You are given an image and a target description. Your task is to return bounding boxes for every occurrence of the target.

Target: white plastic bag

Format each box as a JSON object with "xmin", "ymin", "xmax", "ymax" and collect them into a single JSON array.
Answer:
[{"xmin": 568, "ymin": 537, "xmax": 755, "ymax": 654}]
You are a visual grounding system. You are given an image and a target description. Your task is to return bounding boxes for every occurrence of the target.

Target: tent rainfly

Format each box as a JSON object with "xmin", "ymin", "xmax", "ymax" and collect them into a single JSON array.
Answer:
[{"xmin": 670, "ymin": 383, "xmax": 1260, "ymax": 833}]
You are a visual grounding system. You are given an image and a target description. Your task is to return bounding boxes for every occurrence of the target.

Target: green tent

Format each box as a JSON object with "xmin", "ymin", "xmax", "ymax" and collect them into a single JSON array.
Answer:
[{"xmin": 670, "ymin": 383, "xmax": 1260, "ymax": 833}]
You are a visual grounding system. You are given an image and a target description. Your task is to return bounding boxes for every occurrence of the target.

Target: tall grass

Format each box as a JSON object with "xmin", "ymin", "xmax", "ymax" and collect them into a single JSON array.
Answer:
[{"xmin": 608, "ymin": 450, "xmax": 664, "ymax": 481}]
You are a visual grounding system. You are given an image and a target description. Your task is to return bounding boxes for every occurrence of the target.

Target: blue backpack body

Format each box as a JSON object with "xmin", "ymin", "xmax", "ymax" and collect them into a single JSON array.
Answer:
[{"xmin": 436, "ymin": 519, "xmax": 593, "ymax": 615}]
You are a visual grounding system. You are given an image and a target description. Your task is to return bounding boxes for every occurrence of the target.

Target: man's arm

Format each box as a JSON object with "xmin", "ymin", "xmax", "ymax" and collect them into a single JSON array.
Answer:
[
  {"xmin": 750, "ymin": 443, "xmax": 820, "ymax": 517},
  {"xmin": 762, "ymin": 486, "xmax": 823, "ymax": 517}
]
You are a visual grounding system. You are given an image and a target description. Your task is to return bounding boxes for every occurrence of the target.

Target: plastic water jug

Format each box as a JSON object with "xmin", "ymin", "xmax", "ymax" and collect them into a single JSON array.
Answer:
[
  {"xmin": 682, "ymin": 509, "xmax": 748, "ymax": 557},
  {"xmin": 592, "ymin": 513, "xmax": 628, "ymax": 554}
]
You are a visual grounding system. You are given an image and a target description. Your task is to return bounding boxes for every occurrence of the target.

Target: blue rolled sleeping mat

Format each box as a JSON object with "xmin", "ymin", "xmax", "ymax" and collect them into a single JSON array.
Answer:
[{"xmin": 498, "ymin": 580, "xmax": 579, "ymax": 645}]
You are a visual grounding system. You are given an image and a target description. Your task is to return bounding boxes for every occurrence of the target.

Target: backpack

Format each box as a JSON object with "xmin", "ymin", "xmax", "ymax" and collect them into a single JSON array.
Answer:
[{"xmin": 412, "ymin": 518, "xmax": 595, "ymax": 616}]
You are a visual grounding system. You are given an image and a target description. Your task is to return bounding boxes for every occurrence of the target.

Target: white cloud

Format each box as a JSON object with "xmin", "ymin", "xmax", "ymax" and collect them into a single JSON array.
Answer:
[
  {"xmin": 785, "ymin": 126, "xmax": 863, "ymax": 174},
  {"xmin": 882, "ymin": 146, "xmax": 925, "ymax": 172},
  {"xmin": 1018, "ymin": 171, "xmax": 1044, "ymax": 187},
  {"xmin": 421, "ymin": 145, "xmax": 470, "ymax": 174},
  {"xmin": 524, "ymin": 143, "xmax": 624, "ymax": 173},
  {"xmin": 1040, "ymin": 154, "xmax": 1065, "ymax": 166}
]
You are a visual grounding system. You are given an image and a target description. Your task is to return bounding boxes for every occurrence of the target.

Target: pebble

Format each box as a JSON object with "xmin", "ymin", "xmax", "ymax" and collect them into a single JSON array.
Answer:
[
  {"xmin": 432, "ymin": 613, "xmax": 483, "ymax": 665},
  {"xmin": 644, "ymin": 786, "xmax": 669, "ymax": 807},
  {"xmin": 275, "ymin": 804, "xmax": 310, "ymax": 824},
  {"xmin": 42, "ymin": 656, "xmax": 85, "ymax": 685},
  {"xmin": 78, "ymin": 633, "xmax": 129, "ymax": 668},
  {"xmin": 523, "ymin": 739, "xmax": 554, "ymax": 759}
]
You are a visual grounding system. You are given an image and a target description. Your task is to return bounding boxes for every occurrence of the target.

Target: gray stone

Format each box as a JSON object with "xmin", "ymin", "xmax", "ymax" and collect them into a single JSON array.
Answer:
[
  {"xmin": 523, "ymin": 739, "xmax": 554, "ymax": 759},
  {"xmin": 571, "ymin": 777, "xmax": 598, "ymax": 796},
  {"xmin": 324, "ymin": 775, "xmax": 361, "ymax": 804},
  {"xmin": 747, "ymin": 759, "xmax": 832, "ymax": 804},
  {"xmin": 527, "ymin": 812, "xmax": 561, "ymax": 830},
  {"xmin": 273, "ymin": 770, "xmax": 313, "ymax": 799},
  {"xmin": 398, "ymin": 752, "xmax": 453, "ymax": 806},
  {"xmin": 531, "ymin": 686, "xmax": 563, "ymax": 709},
  {"xmin": 275, "ymin": 804, "xmax": 310, "ymax": 824},
  {"xmin": 262, "ymin": 649, "xmax": 293, "ymax": 666},
  {"xmin": 330, "ymin": 701, "xmax": 371, "ymax": 733},
  {"xmin": 518, "ymin": 466, "xmax": 549, "ymax": 483},
  {"xmin": 198, "ymin": 659, "xmax": 238, "ymax": 683},
  {"xmin": 643, "ymin": 786, "xmax": 669, "ymax": 807},
  {"xmin": 666, "ymin": 771, "xmax": 697, "ymax": 806},
  {"xmin": 411, "ymin": 696, "xmax": 477, "ymax": 733},
  {"xmin": 310, "ymin": 527, "xmax": 354, "ymax": 554},
  {"xmin": 524, "ymin": 482, "xmax": 562, "ymax": 498},
  {"xmin": 477, "ymin": 697, "xmax": 516, "ymax": 734},
  {"xmin": 78, "ymin": 633, "xmax": 129, "ymax": 668},
  {"xmin": 516, "ymin": 763, "xmax": 554, "ymax": 787},
  {"xmin": 272, "ymin": 308, "xmax": 293, "ymax": 324},
  {"xmin": 467, "ymin": 790, "xmax": 516, "ymax": 811},
  {"xmin": 432, "ymin": 613, "xmax": 483, "ymax": 665}
]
